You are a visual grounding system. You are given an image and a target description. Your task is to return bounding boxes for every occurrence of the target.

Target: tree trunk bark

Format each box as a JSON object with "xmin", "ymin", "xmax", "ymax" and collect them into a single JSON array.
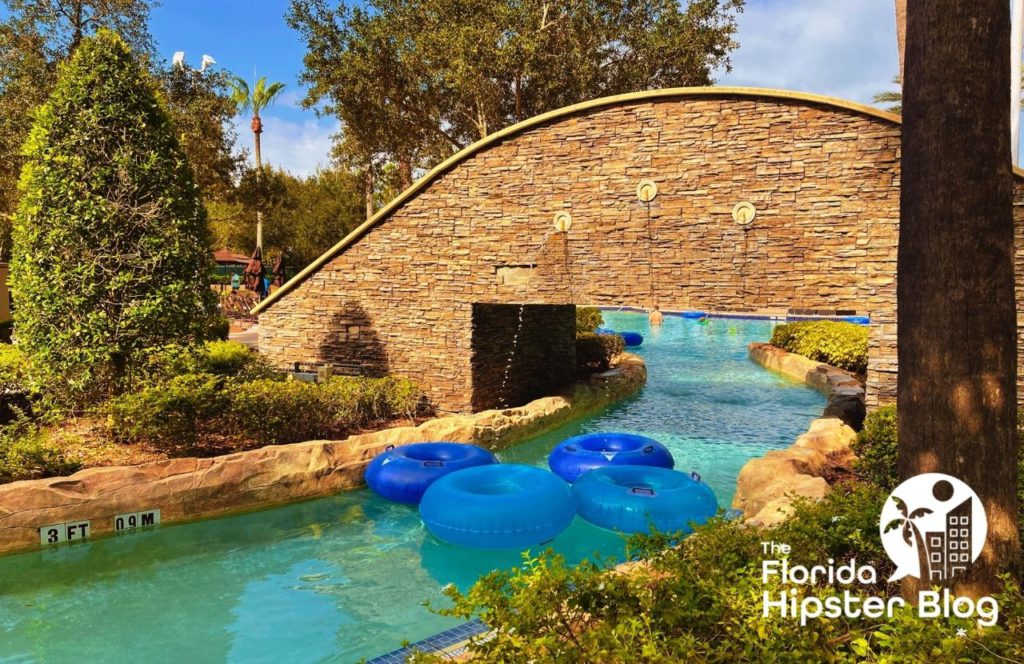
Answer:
[
  {"xmin": 254, "ymin": 120, "xmax": 263, "ymax": 250},
  {"xmin": 515, "ymin": 73, "xmax": 523, "ymax": 123},
  {"xmin": 364, "ymin": 163, "xmax": 374, "ymax": 220},
  {"xmin": 900, "ymin": 0, "xmax": 1020, "ymax": 598},
  {"xmin": 895, "ymin": 0, "xmax": 907, "ymax": 82},
  {"xmin": 912, "ymin": 522, "xmax": 932, "ymax": 582},
  {"xmin": 70, "ymin": 0, "xmax": 84, "ymax": 54},
  {"xmin": 398, "ymin": 158, "xmax": 412, "ymax": 191}
]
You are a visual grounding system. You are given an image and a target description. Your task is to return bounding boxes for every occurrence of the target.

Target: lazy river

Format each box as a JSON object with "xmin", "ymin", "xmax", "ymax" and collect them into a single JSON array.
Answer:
[{"xmin": 0, "ymin": 312, "xmax": 825, "ymax": 663}]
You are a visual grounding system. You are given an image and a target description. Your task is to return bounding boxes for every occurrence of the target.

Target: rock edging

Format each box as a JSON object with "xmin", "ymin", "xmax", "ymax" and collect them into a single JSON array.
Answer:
[
  {"xmin": 0, "ymin": 355, "xmax": 646, "ymax": 556},
  {"xmin": 731, "ymin": 343, "xmax": 865, "ymax": 526}
]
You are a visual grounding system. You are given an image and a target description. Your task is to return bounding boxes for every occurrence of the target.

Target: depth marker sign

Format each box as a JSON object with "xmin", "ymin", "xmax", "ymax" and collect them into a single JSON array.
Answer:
[
  {"xmin": 39, "ymin": 521, "xmax": 90, "ymax": 546},
  {"xmin": 114, "ymin": 509, "xmax": 161, "ymax": 532}
]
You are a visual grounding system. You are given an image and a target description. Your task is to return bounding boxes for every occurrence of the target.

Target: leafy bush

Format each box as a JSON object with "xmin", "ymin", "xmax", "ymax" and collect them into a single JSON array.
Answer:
[
  {"xmin": 576, "ymin": 333, "xmax": 625, "ymax": 374},
  {"xmin": 0, "ymin": 414, "xmax": 81, "ymax": 482},
  {"xmin": 205, "ymin": 314, "xmax": 231, "ymax": 341},
  {"xmin": 770, "ymin": 320, "xmax": 869, "ymax": 374},
  {"xmin": 851, "ymin": 404, "xmax": 898, "ymax": 491},
  {"xmin": 109, "ymin": 373, "xmax": 227, "ymax": 447},
  {"xmin": 137, "ymin": 341, "xmax": 278, "ymax": 386},
  {"xmin": 227, "ymin": 375, "xmax": 423, "ymax": 445},
  {"xmin": 226, "ymin": 379, "xmax": 324, "ymax": 444},
  {"xmin": 0, "ymin": 345, "xmax": 28, "ymax": 393},
  {"xmin": 416, "ymin": 483, "xmax": 1024, "ymax": 663},
  {"xmin": 11, "ymin": 30, "xmax": 216, "ymax": 406},
  {"xmin": 198, "ymin": 340, "xmax": 278, "ymax": 380},
  {"xmin": 576, "ymin": 306, "xmax": 604, "ymax": 335}
]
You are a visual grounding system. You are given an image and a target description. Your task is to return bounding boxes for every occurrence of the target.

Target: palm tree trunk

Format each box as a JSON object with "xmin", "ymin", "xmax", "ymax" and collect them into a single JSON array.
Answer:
[
  {"xmin": 900, "ymin": 0, "xmax": 1020, "ymax": 597},
  {"xmin": 254, "ymin": 119, "xmax": 263, "ymax": 250},
  {"xmin": 364, "ymin": 162, "xmax": 374, "ymax": 220}
]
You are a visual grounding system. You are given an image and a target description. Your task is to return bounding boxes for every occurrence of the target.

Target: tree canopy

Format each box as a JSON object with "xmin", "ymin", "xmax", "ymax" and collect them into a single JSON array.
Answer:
[
  {"xmin": 11, "ymin": 29, "xmax": 216, "ymax": 404},
  {"xmin": 209, "ymin": 166, "xmax": 366, "ymax": 270},
  {"xmin": 157, "ymin": 63, "xmax": 245, "ymax": 203},
  {"xmin": 0, "ymin": 0, "xmax": 241, "ymax": 256},
  {"xmin": 287, "ymin": 0, "xmax": 744, "ymax": 187}
]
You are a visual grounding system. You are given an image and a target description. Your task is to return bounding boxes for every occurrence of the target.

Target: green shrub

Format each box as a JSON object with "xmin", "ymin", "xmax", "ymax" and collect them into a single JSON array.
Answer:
[
  {"xmin": 851, "ymin": 404, "xmax": 898, "ymax": 491},
  {"xmin": 416, "ymin": 483, "xmax": 1024, "ymax": 663},
  {"xmin": 576, "ymin": 306, "xmax": 604, "ymax": 335},
  {"xmin": 575, "ymin": 332, "xmax": 625, "ymax": 374},
  {"xmin": 109, "ymin": 373, "xmax": 226, "ymax": 447},
  {"xmin": 198, "ymin": 340, "xmax": 278, "ymax": 380},
  {"xmin": 227, "ymin": 379, "xmax": 325, "ymax": 444},
  {"xmin": 11, "ymin": 30, "xmax": 216, "ymax": 406},
  {"xmin": 136, "ymin": 341, "xmax": 278, "ymax": 386},
  {"xmin": 0, "ymin": 414, "xmax": 81, "ymax": 482},
  {"xmin": 0, "ymin": 345, "xmax": 29, "ymax": 393},
  {"xmin": 338, "ymin": 376, "xmax": 422, "ymax": 423},
  {"xmin": 205, "ymin": 314, "xmax": 231, "ymax": 341},
  {"xmin": 227, "ymin": 375, "xmax": 424, "ymax": 445},
  {"xmin": 770, "ymin": 320, "xmax": 869, "ymax": 374}
]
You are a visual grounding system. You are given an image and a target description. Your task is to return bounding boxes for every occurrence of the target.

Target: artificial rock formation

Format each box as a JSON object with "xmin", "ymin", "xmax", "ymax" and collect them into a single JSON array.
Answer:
[
  {"xmin": 0, "ymin": 355, "xmax": 645, "ymax": 555},
  {"xmin": 732, "ymin": 343, "xmax": 863, "ymax": 526}
]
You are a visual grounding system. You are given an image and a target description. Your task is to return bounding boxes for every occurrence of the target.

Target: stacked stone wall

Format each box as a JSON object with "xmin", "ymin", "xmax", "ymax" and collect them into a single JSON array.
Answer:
[{"xmin": 257, "ymin": 92, "xmax": 1024, "ymax": 412}]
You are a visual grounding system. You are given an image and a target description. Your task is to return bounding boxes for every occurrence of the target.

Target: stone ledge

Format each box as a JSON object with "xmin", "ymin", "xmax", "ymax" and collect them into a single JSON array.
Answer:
[
  {"xmin": 0, "ymin": 355, "xmax": 646, "ymax": 556},
  {"xmin": 731, "ymin": 344, "xmax": 863, "ymax": 526}
]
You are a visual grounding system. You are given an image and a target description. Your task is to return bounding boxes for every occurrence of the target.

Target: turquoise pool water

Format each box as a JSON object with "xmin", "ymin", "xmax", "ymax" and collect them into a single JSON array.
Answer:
[{"xmin": 0, "ymin": 312, "xmax": 824, "ymax": 663}]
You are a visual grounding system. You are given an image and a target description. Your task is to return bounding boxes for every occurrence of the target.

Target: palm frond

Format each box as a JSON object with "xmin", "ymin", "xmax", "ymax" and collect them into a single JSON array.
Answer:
[
  {"xmin": 252, "ymin": 77, "xmax": 287, "ymax": 115},
  {"xmin": 228, "ymin": 76, "xmax": 252, "ymax": 113}
]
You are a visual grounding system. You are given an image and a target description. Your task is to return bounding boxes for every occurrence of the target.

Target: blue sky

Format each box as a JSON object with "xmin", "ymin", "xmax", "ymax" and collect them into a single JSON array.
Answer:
[{"xmin": 151, "ymin": 0, "xmax": 900, "ymax": 176}]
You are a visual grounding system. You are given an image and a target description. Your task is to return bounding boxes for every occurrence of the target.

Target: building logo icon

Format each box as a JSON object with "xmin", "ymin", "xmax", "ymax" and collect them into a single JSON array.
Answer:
[{"xmin": 879, "ymin": 473, "xmax": 987, "ymax": 583}]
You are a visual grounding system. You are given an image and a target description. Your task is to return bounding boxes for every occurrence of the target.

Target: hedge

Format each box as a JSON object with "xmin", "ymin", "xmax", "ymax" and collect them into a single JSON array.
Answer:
[
  {"xmin": 576, "ymin": 307, "xmax": 604, "ymax": 335},
  {"xmin": 0, "ymin": 415, "xmax": 81, "ymax": 483},
  {"xmin": 576, "ymin": 333, "xmax": 625, "ymax": 374},
  {"xmin": 110, "ymin": 372, "xmax": 424, "ymax": 448},
  {"xmin": 770, "ymin": 320, "xmax": 868, "ymax": 374}
]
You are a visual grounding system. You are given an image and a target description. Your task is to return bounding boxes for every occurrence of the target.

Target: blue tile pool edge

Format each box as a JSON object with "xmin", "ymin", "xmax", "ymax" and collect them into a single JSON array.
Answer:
[
  {"xmin": 593, "ymin": 305, "xmax": 869, "ymax": 324},
  {"xmin": 366, "ymin": 619, "xmax": 489, "ymax": 663}
]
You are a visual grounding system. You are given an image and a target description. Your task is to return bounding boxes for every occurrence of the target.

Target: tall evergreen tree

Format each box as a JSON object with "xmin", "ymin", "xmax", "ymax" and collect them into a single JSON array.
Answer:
[{"xmin": 11, "ymin": 29, "xmax": 216, "ymax": 404}]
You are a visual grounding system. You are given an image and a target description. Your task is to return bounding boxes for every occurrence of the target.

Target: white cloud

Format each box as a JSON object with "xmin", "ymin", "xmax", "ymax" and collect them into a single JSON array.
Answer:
[
  {"xmin": 234, "ymin": 115, "xmax": 339, "ymax": 177},
  {"xmin": 718, "ymin": 0, "xmax": 899, "ymax": 105}
]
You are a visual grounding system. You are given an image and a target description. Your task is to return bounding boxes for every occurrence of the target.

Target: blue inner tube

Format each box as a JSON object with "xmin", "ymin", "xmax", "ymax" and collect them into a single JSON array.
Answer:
[
  {"xmin": 365, "ymin": 442, "xmax": 497, "ymax": 504},
  {"xmin": 619, "ymin": 331, "xmax": 644, "ymax": 347},
  {"xmin": 420, "ymin": 465, "xmax": 575, "ymax": 549},
  {"xmin": 548, "ymin": 432, "xmax": 674, "ymax": 483},
  {"xmin": 573, "ymin": 466, "xmax": 718, "ymax": 534},
  {"xmin": 681, "ymin": 311, "xmax": 708, "ymax": 319}
]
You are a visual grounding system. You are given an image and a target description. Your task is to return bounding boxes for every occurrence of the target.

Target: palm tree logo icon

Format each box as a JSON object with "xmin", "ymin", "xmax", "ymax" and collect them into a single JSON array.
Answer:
[{"xmin": 879, "ymin": 474, "xmax": 986, "ymax": 583}]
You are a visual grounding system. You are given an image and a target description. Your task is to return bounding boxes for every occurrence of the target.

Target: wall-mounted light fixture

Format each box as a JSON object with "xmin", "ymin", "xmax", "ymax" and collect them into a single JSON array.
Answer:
[
  {"xmin": 637, "ymin": 180, "xmax": 658, "ymax": 203},
  {"xmin": 732, "ymin": 201, "xmax": 756, "ymax": 226}
]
